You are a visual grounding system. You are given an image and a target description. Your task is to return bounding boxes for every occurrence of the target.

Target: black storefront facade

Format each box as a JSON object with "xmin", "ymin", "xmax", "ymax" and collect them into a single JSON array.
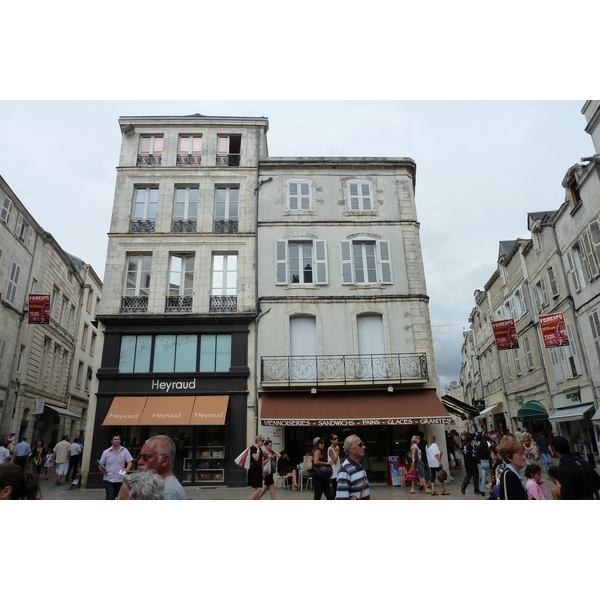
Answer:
[{"xmin": 87, "ymin": 315, "xmax": 252, "ymax": 489}]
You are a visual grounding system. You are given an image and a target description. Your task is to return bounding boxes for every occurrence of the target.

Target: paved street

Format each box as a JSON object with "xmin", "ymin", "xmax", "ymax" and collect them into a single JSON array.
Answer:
[{"xmin": 37, "ymin": 465, "xmax": 558, "ymax": 500}]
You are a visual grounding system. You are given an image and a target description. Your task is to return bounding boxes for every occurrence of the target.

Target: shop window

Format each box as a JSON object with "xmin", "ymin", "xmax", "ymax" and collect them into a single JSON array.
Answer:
[{"xmin": 200, "ymin": 334, "xmax": 232, "ymax": 372}]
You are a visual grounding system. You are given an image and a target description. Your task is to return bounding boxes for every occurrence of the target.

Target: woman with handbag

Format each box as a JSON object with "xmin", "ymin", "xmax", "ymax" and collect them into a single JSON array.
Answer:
[
  {"xmin": 257, "ymin": 439, "xmax": 281, "ymax": 500},
  {"xmin": 409, "ymin": 435, "xmax": 429, "ymax": 495},
  {"xmin": 426, "ymin": 435, "xmax": 450, "ymax": 495},
  {"xmin": 311, "ymin": 437, "xmax": 334, "ymax": 500},
  {"xmin": 249, "ymin": 435, "xmax": 268, "ymax": 500}
]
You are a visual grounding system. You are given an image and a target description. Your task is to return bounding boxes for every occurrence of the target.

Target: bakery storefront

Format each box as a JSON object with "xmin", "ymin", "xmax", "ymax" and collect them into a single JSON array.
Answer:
[{"xmin": 259, "ymin": 389, "xmax": 451, "ymax": 481}]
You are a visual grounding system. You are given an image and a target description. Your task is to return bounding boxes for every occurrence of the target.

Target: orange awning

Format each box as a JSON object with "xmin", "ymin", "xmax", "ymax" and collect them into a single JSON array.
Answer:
[
  {"xmin": 102, "ymin": 396, "xmax": 148, "ymax": 426},
  {"xmin": 189, "ymin": 396, "xmax": 229, "ymax": 425},
  {"xmin": 139, "ymin": 396, "xmax": 196, "ymax": 425},
  {"xmin": 259, "ymin": 389, "xmax": 451, "ymax": 426},
  {"xmin": 103, "ymin": 396, "xmax": 229, "ymax": 426}
]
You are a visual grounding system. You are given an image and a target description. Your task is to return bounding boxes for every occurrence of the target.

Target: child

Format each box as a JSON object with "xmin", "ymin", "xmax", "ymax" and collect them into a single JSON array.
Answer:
[
  {"xmin": 524, "ymin": 464, "xmax": 547, "ymax": 500},
  {"xmin": 44, "ymin": 449, "xmax": 54, "ymax": 480},
  {"xmin": 396, "ymin": 454, "xmax": 408, "ymax": 487},
  {"xmin": 548, "ymin": 464, "xmax": 561, "ymax": 500}
]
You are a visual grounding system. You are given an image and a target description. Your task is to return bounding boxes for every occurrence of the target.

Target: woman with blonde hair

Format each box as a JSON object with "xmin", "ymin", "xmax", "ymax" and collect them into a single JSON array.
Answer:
[{"xmin": 409, "ymin": 435, "xmax": 429, "ymax": 495}]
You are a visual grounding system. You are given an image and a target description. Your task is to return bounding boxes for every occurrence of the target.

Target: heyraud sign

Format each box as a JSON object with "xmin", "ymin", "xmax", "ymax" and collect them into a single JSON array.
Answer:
[
  {"xmin": 260, "ymin": 418, "xmax": 453, "ymax": 427},
  {"xmin": 151, "ymin": 379, "xmax": 196, "ymax": 393}
]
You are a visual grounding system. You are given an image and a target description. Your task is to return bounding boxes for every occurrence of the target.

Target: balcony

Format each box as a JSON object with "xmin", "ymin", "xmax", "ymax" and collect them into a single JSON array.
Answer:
[
  {"xmin": 172, "ymin": 219, "xmax": 197, "ymax": 233},
  {"xmin": 177, "ymin": 154, "xmax": 202, "ymax": 166},
  {"xmin": 165, "ymin": 295, "xmax": 193, "ymax": 312},
  {"xmin": 261, "ymin": 353, "xmax": 429, "ymax": 387},
  {"xmin": 121, "ymin": 295, "xmax": 149, "ymax": 313},
  {"xmin": 137, "ymin": 154, "xmax": 162, "ymax": 166},
  {"xmin": 130, "ymin": 219, "xmax": 156, "ymax": 233},
  {"xmin": 216, "ymin": 153, "xmax": 240, "ymax": 167},
  {"xmin": 214, "ymin": 219, "xmax": 238, "ymax": 234},
  {"xmin": 210, "ymin": 295, "xmax": 237, "ymax": 312}
]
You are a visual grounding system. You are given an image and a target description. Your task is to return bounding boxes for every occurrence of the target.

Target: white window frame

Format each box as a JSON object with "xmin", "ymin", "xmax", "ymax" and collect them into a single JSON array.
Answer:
[
  {"xmin": 589, "ymin": 309, "xmax": 600, "ymax": 364},
  {"xmin": 513, "ymin": 347, "xmax": 522, "ymax": 376},
  {"xmin": 340, "ymin": 238, "xmax": 392, "ymax": 285},
  {"xmin": 1, "ymin": 196, "xmax": 12, "ymax": 224},
  {"xmin": 211, "ymin": 254, "xmax": 238, "ymax": 296},
  {"xmin": 215, "ymin": 186, "xmax": 239, "ymax": 221},
  {"xmin": 124, "ymin": 254, "xmax": 152, "ymax": 297},
  {"xmin": 174, "ymin": 187, "xmax": 199, "ymax": 221},
  {"xmin": 347, "ymin": 180, "xmax": 373, "ymax": 211},
  {"xmin": 276, "ymin": 239, "xmax": 328, "ymax": 285},
  {"xmin": 6, "ymin": 261, "xmax": 21, "ymax": 304},
  {"xmin": 547, "ymin": 265, "xmax": 559, "ymax": 297},
  {"xmin": 139, "ymin": 135, "xmax": 163, "ymax": 156},
  {"xmin": 523, "ymin": 337, "xmax": 535, "ymax": 369},
  {"xmin": 133, "ymin": 187, "xmax": 159, "ymax": 221},
  {"xmin": 168, "ymin": 253, "xmax": 195, "ymax": 297},
  {"xmin": 535, "ymin": 278, "xmax": 549, "ymax": 311},
  {"xmin": 566, "ymin": 245, "xmax": 589, "ymax": 292},
  {"xmin": 178, "ymin": 135, "xmax": 202, "ymax": 157},
  {"xmin": 286, "ymin": 180, "xmax": 312, "ymax": 211}
]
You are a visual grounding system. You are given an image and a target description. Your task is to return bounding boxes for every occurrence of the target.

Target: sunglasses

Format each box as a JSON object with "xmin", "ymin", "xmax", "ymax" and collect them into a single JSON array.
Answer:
[
  {"xmin": 356, "ymin": 442, "xmax": 366, "ymax": 447},
  {"xmin": 137, "ymin": 453, "xmax": 165, "ymax": 461}
]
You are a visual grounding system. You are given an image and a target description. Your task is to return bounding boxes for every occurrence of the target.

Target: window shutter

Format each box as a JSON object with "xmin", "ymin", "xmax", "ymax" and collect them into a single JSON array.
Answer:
[
  {"xmin": 288, "ymin": 182, "xmax": 299, "ymax": 210},
  {"xmin": 275, "ymin": 240, "xmax": 288, "ymax": 285},
  {"xmin": 590, "ymin": 219, "xmax": 600, "ymax": 265},
  {"xmin": 581, "ymin": 229, "xmax": 599, "ymax": 279},
  {"xmin": 377, "ymin": 240, "xmax": 393, "ymax": 284},
  {"xmin": 340, "ymin": 240, "xmax": 353, "ymax": 284},
  {"xmin": 589, "ymin": 311, "xmax": 600, "ymax": 363},
  {"xmin": 523, "ymin": 337, "xmax": 534, "ymax": 369},
  {"xmin": 514, "ymin": 348, "xmax": 522, "ymax": 376},
  {"xmin": 361, "ymin": 182, "xmax": 372, "ymax": 210},
  {"xmin": 565, "ymin": 322, "xmax": 582, "ymax": 377},
  {"xmin": 314, "ymin": 240, "xmax": 328, "ymax": 284},
  {"xmin": 547, "ymin": 266, "xmax": 559, "ymax": 297},
  {"xmin": 348, "ymin": 182, "xmax": 360, "ymax": 210},
  {"xmin": 549, "ymin": 348, "xmax": 564, "ymax": 384},
  {"xmin": 300, "ymin": 181, "xmax": 311, "ymax": 210},
  {"xmin": 566, "ymin": 250, "xmax": 581, "ymax": 292},
  {"xmin": 539, "ymin": 277, "xmax": 548, "ymax": 306}
]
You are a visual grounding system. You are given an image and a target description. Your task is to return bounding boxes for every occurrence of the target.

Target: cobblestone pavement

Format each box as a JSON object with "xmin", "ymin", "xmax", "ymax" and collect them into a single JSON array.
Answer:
[{"xmin": 36, "ymin": 465, "xmax": 557, "ymax": 500}]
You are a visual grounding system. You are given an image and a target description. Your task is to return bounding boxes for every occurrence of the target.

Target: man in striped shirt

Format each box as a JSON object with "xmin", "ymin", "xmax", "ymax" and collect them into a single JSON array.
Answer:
[{"xmin": 335, "ymin": 434, "xmax": 370, "ymax": 500}]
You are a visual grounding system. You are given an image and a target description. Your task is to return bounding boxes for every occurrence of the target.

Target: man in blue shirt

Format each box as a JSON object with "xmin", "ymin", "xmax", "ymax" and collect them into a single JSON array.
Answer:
[{"xmin": 14, "ymin": 437, "xmax": 32, "ymax": 470}]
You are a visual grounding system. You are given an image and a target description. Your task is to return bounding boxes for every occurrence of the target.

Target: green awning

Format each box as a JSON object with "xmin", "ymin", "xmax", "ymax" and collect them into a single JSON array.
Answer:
[{"xmin": 517, "ymin": 401, "xmax": 549, "ymax": 421}]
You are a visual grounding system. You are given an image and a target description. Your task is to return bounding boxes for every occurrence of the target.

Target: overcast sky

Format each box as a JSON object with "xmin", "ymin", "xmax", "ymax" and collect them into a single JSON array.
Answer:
[{"xmin": 0, "ymin": 100, "xmax": 593, "ymax": 389}]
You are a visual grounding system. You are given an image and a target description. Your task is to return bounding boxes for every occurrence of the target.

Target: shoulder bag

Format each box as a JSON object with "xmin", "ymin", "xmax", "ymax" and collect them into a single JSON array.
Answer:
[{"xmin": 313, "ymin": 463, "xmax": 333, "ymax": 480}]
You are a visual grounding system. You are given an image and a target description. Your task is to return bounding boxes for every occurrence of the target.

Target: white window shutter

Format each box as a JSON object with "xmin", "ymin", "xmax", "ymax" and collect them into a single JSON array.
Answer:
[
  {"xmin": 288, "ymin": 182, "xmax": 299, "ymax": 210},
  {"xmin": 361, "ymin": 182, "xmax": 372, "ymax": 210},
  {"xmin": 340, "ymin": 240, "xmax": 353, "ymax": 284},
  {"xmin": 566, "ymin": 250, "xmax": 581, "ymax": 292},
  {"xmin": 589, "ymin": 311, "xmax": 600, "ymax": 363},
  {"xmin": 539, "ymin": 277, "xmax": 548, "ymax": 306},
  {"xmin": 275, "ymin": 240, "xmax": 288, "ymax": 285},
  {"xmin": 348, "ymin": 182, "xmax": 360, "ymax": 210},
  {"xmin": 300, "ymin": 181, "xmax": 311, "ymax": 210},
  {"xmin": 581, "ymin": 229, "xmax": 599, "ymax": 279},
  {"xmin": 565, "ymin": 322, "xmax": 582, "ymax": 376},
  {"xmin": 549, "ymin": 348, "xmax": 564, "ymax": 384},
  {"xmin": 314, "ymin": 240, "xmax": 328, "ymax": 284},
  {"xmin": 378, "ymin": 240, "xmax": 393, "ymax": 284}
]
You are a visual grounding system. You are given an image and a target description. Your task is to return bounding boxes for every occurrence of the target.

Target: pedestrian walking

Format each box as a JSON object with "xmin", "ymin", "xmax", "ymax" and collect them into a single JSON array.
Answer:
[
  {"xmin": 522, "ymin": 435, "xmax": 540, "ymax": 467},
  {"xmin": 498, "ymin": 442, "xmax": 528, "ymax": 500},
  {"xmin": 475, "ymin": 433, "xmax": 491, "ymax": 496},
  {"xmin": 460, "ymin": 434, "xmax": 481, "ymax": 495},
  {"xmin": 409, "ymin": 435, "xmax": 429, "ymax": 495},
  {"xmin": 53, "ymin": 435, "xmax": 71, "ymax": 486},
  {"xmin": 98, "ymin": 434, "xmax": 133, "ymax": 500},
  {"xmin": 426, "ymin": 435, "xmax": 450, "ymax": 495},
  {"xmin": 44, "ymin": 449, "xmax": 54, "ymax": 480},
  {"xmin": 248, "ymin": 435, "xmax": 267, "ymax": 500},
  {"xmin": 30, "ymin": 441, "xmax": 46, "ymax": 476},
  {"xmin": 524, "ymin": 464, "xmax": 547, "ymax": 499},
  {"xmin": 450, "ymin": 429, "xmax": 462, "ymax": 470},
  {"xmin": 536, "ymin": 433, "xmax": 552, "ymax": 471},
  {"xmin": 257, "ymin": 439, "xmax": 281, "ymax": 500},
  {"xmin": 14, "ymin": 437, "xmax": 31, "ymax": 470},
  {"xmin": 311, "ymin": 437, "xmax": 334, "ymax": 500}
]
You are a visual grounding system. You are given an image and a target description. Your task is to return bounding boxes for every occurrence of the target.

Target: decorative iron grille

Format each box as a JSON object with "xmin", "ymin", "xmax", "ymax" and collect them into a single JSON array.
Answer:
[
  {"xmin": 130, "ymin": 219, "xmax": 156, "ymax": 233},
  {"xmin": 213, "ymin": 219, "xmax": 238, "ymax": 234},
  {"xmin": 137, "ymin": 154, "xmax": 162, "ymax": 166},
  {"xmin": 216, "ymin": 154, "xmax": 240, "ymax": 167},
  {"xmin": 177, "ymin": 154, "xmax": 202, "ymax": 165},
  {"xmin": 209, "ymin": 295, "xmax": 237, "ymax": 312},
  {"xmin": 165, "ymin": 295, "xmax": 193, "ymax": 312},
  {"xmin": 261, "ymin": 353, "xmax": 428, "ymax": 385},
  {"xmin": 121, "ymin": 295, "xmax": 149, "ymax": 312},
  {"xmin": 172, "ymin": 219, "xmax": 197, "ymax": 233}
]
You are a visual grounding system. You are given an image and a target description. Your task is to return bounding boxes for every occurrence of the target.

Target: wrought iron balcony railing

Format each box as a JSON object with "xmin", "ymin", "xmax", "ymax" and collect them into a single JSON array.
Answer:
[
  {"xmin": 214, "ymin": 219, "xmax": 238, "ymax": 234},
  {"xmin": 216, "ymin": 153, "xmax": 240, "ymax": 167},
  {"xmin": 165, "ymin": 295, "xmax": 193, "ymax": 312},
  {"xmin": 121, "ymin": 295, "xmax": 149, "ymax": 313},
  {"xmin": 177, "ymin": 154, "xmax": 202, "ymax": 165},
  {"xmin": 137, "ymin": 154, "xmax": 162, "ymax": 166},
  {"xmin": 210, "ymin": 295, "xmax": 237, "ymax": 312},
  {"xmin": 130, "ymin": 219, "xmax": 156, "ymax": 233},
  {"xmin": 172, "ymin": 219, "xmax": 197, "ymax": 233},
  {"xmin": 261, "ymin": 353, "xmax": 428, "ymax": 386}
]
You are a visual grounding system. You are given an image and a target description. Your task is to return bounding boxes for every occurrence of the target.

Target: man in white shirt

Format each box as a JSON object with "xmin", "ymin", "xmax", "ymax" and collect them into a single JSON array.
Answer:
[
  {"xmin": 137, "ymin": 435, "xmax": 187, "ymax": 500},
  {"xmin": 66, "ymin": 438, "xmax": 83, "ymax": 481},
  {"xmin": 0, "ymin": 441, "xmax": 11, "ymax": 464},
  {"xmin": 53, "ymin": 435, "xmax": 71, "ymax": 485}
]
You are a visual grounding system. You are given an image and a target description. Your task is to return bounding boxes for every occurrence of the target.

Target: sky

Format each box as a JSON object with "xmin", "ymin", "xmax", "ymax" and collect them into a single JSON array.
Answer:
[{"xmin": 0, "ymin": 100, "xmax": 594, "ymax": 389}]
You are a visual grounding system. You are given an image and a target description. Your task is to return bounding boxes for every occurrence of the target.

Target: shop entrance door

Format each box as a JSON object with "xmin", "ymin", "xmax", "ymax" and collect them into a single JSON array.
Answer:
[
  {"xmin": 290, "ymin": 315, "xmax": 317, "ymax": 382},
  {"xmin": 357, "ymin": 314, "xmax": 385, "ymax": 380}
]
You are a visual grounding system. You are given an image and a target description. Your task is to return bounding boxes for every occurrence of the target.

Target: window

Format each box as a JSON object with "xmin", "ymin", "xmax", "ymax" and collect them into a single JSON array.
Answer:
[
  {"xmin": 166, "ymin": 254, "xmax": 194, "ymax": 312},
  {"xmin": 137, "ymin": 135, "xmax": 163, "ymax": 165},
  {"xmin": 15, "ymin": 213, "xmax": 33, "ymax": 248},
  {"xmin": 579, "ymin": 229, "xmax": 599, "ymax": 280},
  {"xmin": 131, "ymin": 187, "xmax": 158, "ymax": 232},
  {"xmin": 503, "ymin": 351, "xmax": 512, "ymax": 379},
  {"xmin": 347, "ymin": 180, "xmax": 373, "ymax": 211},
  {"xmin": 119, "ymin": 334, "xmax": 232, "ymax": 373},
  {"xmin": 86, "ymin": 289, "xmax": 94, "ymax": 313},
  {"xmin": 1, "ymin": 196, "xmax": 12, "ymax": 224},
  {"xmin": 534, "ymin": 278, "xmax": 548, "ymax": 311},
  {"xmin": 547, "ymin": 265, "xmax": 559, "ymax": 297},
  {"xmin": 211, "ymin": 254, "xmax": 237, "ymax": 311},
  {"xmin": 340, "ymin": 239, "xmax": 392, "ymax": 284},
  {"xmin": 513, "ymin": 348, "xmax": 522, "ymax": 376},
  {"xmin": 173, "ymin": 187, "xmax": 198, "ymax": 232},
  {"xmin": 0, "ymin": 338, "xmax": 6, "ymax": 374},
  {"xmin": 122, "ymin": 254, "xmax": 152, "ymax": 312},
  {"xmin": 217, "ymin": 135, "xmax": 241, "ymax": 166},
  {"xmin": 286, "ymin": 180, "xmax": 312, "ymax": 211},
  {"xmin": 214, "ymin": 186, "xmax": 239, "ymax": 233},
  {"xmin": 81, "ymin": 323, "xmax": 89, "ymax": 349},
  {"xmin": 549, "ymin": 322, "xmax": 582, "ymax": 381},
  {"xmin": 90, "ymin": 332, "xmax": 97, "ymax": 356},
  {"xmin": 589, "ymin": 310, "xmax": 600, "ymax": 364},
  {"xmin": 59, "ymin": 296, "xmax": 67, "ymax": 326},
  {"xmin": 177, "ymin": 135, "xmax": 202, "ymax": 165},
  {"xmin": 6, "ymin": 261, "xmax": 21, "ymax": 304},
  {"xmin": 76, "ymin": 361, "xmax": 84, "ymax": 388},
  {"xmin": 85, "ymin": 367, "xmax": 93, "ymax": 392},
  {"xmin": 276, "ymin": 239, "xmax": 328, "ymax": 285}
]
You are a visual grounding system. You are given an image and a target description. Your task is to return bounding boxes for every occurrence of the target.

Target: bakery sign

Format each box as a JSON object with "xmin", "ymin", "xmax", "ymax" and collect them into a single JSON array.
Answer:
[{"xmin": 539, "ymin": 313, "xmax": 569, "ymax": 348}]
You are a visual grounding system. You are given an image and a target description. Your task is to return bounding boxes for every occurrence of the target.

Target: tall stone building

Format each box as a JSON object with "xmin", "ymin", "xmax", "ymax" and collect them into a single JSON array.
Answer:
[
  {"xmin": 0, "ymin": 175, "xmax": 102, "ymax": 447},
  {"xmin": 89, "ymin": 114, "xmax": 448, "ymax": 488}
]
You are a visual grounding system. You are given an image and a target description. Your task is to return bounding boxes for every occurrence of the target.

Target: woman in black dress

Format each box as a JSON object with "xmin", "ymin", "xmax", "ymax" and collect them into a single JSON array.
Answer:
[{"xmin": 249, "ymin": 435, "xmax": 268, "ymax": 500}]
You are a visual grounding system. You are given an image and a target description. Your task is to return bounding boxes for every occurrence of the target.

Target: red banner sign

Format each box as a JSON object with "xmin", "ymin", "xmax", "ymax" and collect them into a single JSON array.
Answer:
[
  {"xmin": 539, "ymin": 313, "xmax": 569, "ymax": 348},
  {"xmin": 492, "ymin": 319, "xmax": 519, "ymax": 349},
  {"xmin": 28, "ymin": 294, "xmax": 51, "ymax": 324}
]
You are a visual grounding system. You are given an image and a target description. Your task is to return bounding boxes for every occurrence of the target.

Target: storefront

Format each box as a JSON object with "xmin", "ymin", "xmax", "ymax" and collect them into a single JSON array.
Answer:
[
  {"xmin": 516, "ymin": 400, "xmax": 551, "ymax": 437},
  {"xmin": 549, "ymin": 403, "xmax": 597, "ymax": 462},
  {"xmin": 259, "ymin": 389, "xmax": 451, "ymax": 481}
]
